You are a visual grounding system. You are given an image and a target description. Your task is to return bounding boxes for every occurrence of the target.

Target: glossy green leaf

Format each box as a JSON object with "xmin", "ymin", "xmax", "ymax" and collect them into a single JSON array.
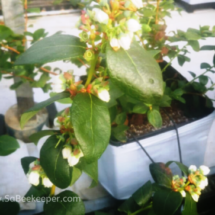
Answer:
[
  {"xmin": 0, "ymin": 25, "xmax": 13, "ymax": 41},
  {"xmin": 133, "ymin": 103, "xmax": 148, "ymax": 114},
  {"xmin": 20, "ymin": 92, "xmax": 70, "ymax": 128},
  {"xmin": 111, "ymin": 124, "xmax": 128, "ymax": 143},
  {"xmin": 29, "ymin": 130, "xmax": 59, "ymax": 145},
  {"xmin": 71, "ymin": 93, "xmax": 111, "ymax": 163},
  {"xmin": 115, "ymin": 112, "xmax": 127, "ymax": 125},
  {"xmin": 44, "ymin": 191, "xmax": 85, "ymax": 215},
  {"xmin": 153, "ymin": 188, "xmax": 183, "ymax": 215},
  {"xmin": 21, "ymin": 156, "xmax": 37, "ymax": 174},
  {"xmin": 106, "ymin": 42, "xmax": 163, "ymax": 104},
  {"xmin": 25, "ymin": 185, "xmax": 51, "ymax": 199},
  {"xmin": 159, "ymin": 95, "xmax": 172, "ymax": 107},
  {"xmin": 0, "ymin": 135, "xmax": 20, "ymax": 156},
  {"xmin": 149, "ymin": 163, "xmax": 172, "ymax": 188},
  {"xmin": 166, "ymin": 161, "xmax": 189, "ymax": 176},
  {"xmin": 201, "ymin": 63, "xmax": 211, "ymax": 69},
  {"xmin": 188, "ymin": 40, "xmax": 200, "ymax": 52},
  {"xmin": 133, "ymin": 181, "xmax": 152, "ymax": 207},
  {"xmin": 77, "ymin": 158, "xmax": 98, "ymax": 185},
  {"xmin": 200, "ymin": 45, "xmax": 215, "ymax": 51},
  {"xmin": 147, "ymin": 109, "xmax": 162, "ymax": 128},
  {"xmin": 40, "ymin": 135, "xmax": 73, "ymax": 189},
  {"xmin": 199, "ymin": 75, "xmax": 208, "ymax": 85},
  {"xmin": 0, "ymin": 201, "xmax": 20, "ymax": 215},
  {"xmin": 185, "ymin": 28, "xmax": 201, "ymax": 40},
  {"xmin": 182, "ymin": 193, "xmax": 198, "ymax": 215},
  {"xmin": 15, "ymin": 34, "xmax": 86, "ymax": 65},
  {"xmin": 70, "ymin": 167, "xmax": 82, "ymax": 186},
  {"xmin": 118, "ymin": 197, "xmax": 140, "ymax": 214}
]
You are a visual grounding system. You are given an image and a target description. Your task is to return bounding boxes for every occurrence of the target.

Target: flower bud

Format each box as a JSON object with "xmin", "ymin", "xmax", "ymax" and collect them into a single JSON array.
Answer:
[
  {"xmin": 68, "ymin": 155, "xmax": 80, "ymax": 166},
  {"xmin": 191, "ymin": 193, "xmax": 199, "ymax": 202},
  {"xmin": 127, "ymin": 19, "xmax": 141, "ymax": 32},
  {"xmin": 84, "ymin": 50, "xmax": 95, "ymax": 62},
  {"xmin": 98, "ymin": 89, "xmax": 110, "ymax": 102},
  {"xmin": 79, "ymin": 31, "xmax": 89, "ymax": 42},
  {"xmin": 43, "ymin": 177, "xmax": 53, "ymax": 188},
  {"xmin": 118, "ymin": 33, "xmax": 133, "ymax": 50},
  {"xmin": 131, "ymin": 0, "xmax": 143, "ymax": 9},
  {"xmin": 28, "ymin": 171, "xmax": 40, "ymax": 186},
  {"xmin": 110, "ymin": 38, "xmax": 120, "ymax": 51},
  {"xmin": 180, "ymin": 190, "xmax": 186, "ymax": 198},
  {"xmin": 92, "ymin": 8, "xmax": 109, "ymax": 24},
  {"xmin": 62, "ymin": 147, "xmax": 72, "ymax": 159},
  {"xmin": 53, "ymin": 118, "xmax": 60, "ymax": 127},
  {"xmin": 189, "ymin": 165, "xmax": 197, "ymax": 172},
  {"xmin": 29, "ymin": 161, "xmax": 35, "ymax": 169},
  {"xmin": 199, "ymin": 165, "xmax": 210, "ymax": 175},
  {"xmin": 110, "ymin": 0, "xmax": 120, "ymax": 11},
  {"xmin": 52, "ymin": 74, "xmax": 66, "ymax": 93}
]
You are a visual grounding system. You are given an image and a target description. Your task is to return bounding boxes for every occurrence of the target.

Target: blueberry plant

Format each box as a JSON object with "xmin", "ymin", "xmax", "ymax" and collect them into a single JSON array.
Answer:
[{"xmin": 6, "ymin": 0, "xmax": 214, "ymax": 214}]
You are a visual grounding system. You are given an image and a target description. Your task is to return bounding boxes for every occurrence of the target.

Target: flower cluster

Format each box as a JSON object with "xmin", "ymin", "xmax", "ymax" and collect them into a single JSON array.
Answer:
[
  {"xmin": 62, "ymin": 138, "xmax": 84, "ymax": 166},
  {"xmin": 171, "ymin": 165, "xmax": 210, "ymax": 202},
  {"xmin": 27, "ymin": 159, "xmax": 53, "ymax": 188},
  {"xmin": 78, "ymin": 0, "xmax": 142, "ymax": 51}
]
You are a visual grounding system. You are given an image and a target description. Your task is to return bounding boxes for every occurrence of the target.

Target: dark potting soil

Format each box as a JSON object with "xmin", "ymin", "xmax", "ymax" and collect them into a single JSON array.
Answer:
[{"xmin": 126, "ymin": 101, "xmax": 190, "ymax": 139}]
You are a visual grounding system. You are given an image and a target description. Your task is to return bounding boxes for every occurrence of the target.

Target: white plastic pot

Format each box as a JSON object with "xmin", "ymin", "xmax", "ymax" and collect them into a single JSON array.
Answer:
[
  {"xmin": 182, "ymin": 0, "xmax": 215, "ymax": 5},
  {"xmin": 98, "ymin": 111, "xmax": 215, "ymax": 200}
]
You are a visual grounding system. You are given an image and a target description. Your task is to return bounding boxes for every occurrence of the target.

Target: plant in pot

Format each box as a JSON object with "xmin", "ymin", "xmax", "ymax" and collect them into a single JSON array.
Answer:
[
  {"xmin": 0, "ymin": 0, "xmax": 62, "ymax": 142},
  {"xmin": 10, "ymin": 0, "xmax": 215, "ymax": 214}
]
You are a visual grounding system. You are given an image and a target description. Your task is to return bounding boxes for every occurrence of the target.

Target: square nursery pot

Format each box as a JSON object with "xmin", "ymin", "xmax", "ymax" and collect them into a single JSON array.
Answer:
[{"xmin": 98, "ymin": 62, "xmax": 215, "ymax": 200}]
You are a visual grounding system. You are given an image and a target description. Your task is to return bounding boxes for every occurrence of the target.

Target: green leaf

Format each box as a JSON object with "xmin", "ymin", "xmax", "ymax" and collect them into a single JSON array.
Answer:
[
  {"xmin": 185, "ymin": 28, "xmax": 201, "ymax": 40},
  {"xmin": 44, "ymin": 190, "xmax": 85, "ymax": 215},
  {"xmin": 50, "ymin": 92, "xmax": 72, "ymax": 104},
  {"xmin": 77, "ymin": 158, "xmax": 98, "ymax": 185},
  {"xmin": 177, "ymin": 55, "xmax": 190, "ymax": 66},
  {"xmin": 133, "ymin": 181, "xmax": 152, "ymax": 207},
  {"xmin": 148, "ymin": 50, "xmax": 161, "ymax": 58},
  {"xmin": 106, "ymin": 42, "xmax": 163, "ymax": 104},
  {"xmin": 133, "ymin": 103, "xmax": 148, "ymax": 114},
  {"xmin": 118, "ymin": 197, "xmax": 140, "ymax": 214},
  {"xmin": 149, "ymin": 163, "xmax": 172, "ymax": 188},
  {"xmin": 188, "ymin": 40, "xmax": 200, "ymax": 51},
  {"xmin": 166, "ymin": 161, "xmax": 189, "ymax": 176},
  {"xmin": 111, "ymin": 124, "xmax": 128, "ymax": 143},
  {"xmin": 159, "ymin": 95, "xmax": 172, "ymax": 107},
  {"xmin": 199, "ymin": 75, "xmax": 208, "ymax": 85},
  {"xmin": 15, "ymin": 34, "xmax": 87, "ymax": 65},
  {"xmin": 70, "ymin": 167, "xmax": 82, "ymax": 186},
  {"xmin": 71, "ymin": 94, "xmax": 111, "ymax": 163},
  {"xmin": 25, "ymin": 184, "xmax": 51, "ymax": 199},
  {"xmin": 188, "ymin": 71, "xmax": 196, "ymax": 78},
  {"xmin": 29, "ymin": 130, "xmax": 59, "ymax": 146},
  {"xmin": 0, "ymin": 25, "xmax": 13, "ymax": 41},
  {"xmin": 182, "ymin": 193, "xmax": 198, "ymax": 215},
  {"xmin": 115, "ymin": 112, "xmax": 127, "ymax": 124},
  {"xmin": 0, "ymin": 200, "xmax": 20, "ymax": 215},
  {"xmin": 20, "ymin": 92, "xmax": 70, "ymax": 128},
  {"xmin": 21, "ymin": 156, "xmax": 37, "ymax": 174},
  {"xmin": 201, "ymin": 62, "xmax": 211, "ymax": 69},
  {"xmin": 10, "ymin": 81, "xmax": 22, "ymax": 90},
  {"xmin": 153, "ymin": 188, "xmax": 183, "ymax": 215},
  {"xmin": 40, "ymin": 135, "xmax": 73, "ymax": 189},
  {"xmin": 0, "ymin": 135, "xmax": 20, "ymax": 156},
  {"xmin": 147, "ymin": 109, "xmax": 162, "ymax": 128},
  {"xmin": 27, "ymin": 7, "xmax": 41, "ymax": 13},
  {"xmin": 200, "ymin": 45, "xmax": 215, "ymax": 51}
]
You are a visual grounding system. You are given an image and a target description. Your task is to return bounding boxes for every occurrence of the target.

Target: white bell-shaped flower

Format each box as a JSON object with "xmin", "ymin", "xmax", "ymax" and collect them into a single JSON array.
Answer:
[
  {"xmin": 28, "ymin": 171, "xmax": 40, "ymax": 186},
  {"xmin": 110, "ymin": 38, "xmax": 120, "ymax": 51},
  {"xmin": 180, "ymin": 190, "xmax": 186, "ymax": 198},
  {"xmin": 52, "ymin": 74, "xmax": 66, "ymax": 93},
  {"xmin": 127, "ymin": 19, "xmax": 141, "ymax": 32},
  {"xmin": 68, "ymin": 154, "xmax": 80, "ymax": 167},
  {"xmin": 98, "ymin": 89, "xmax": 110, "ymax": 102},
  {"xmin": 62, "ymin": 147, "xmax": 72, "ymax": 159},
  {"xmin": 118, "ymin": 33, "xmax": 133, "ymax": 50},
  {"xmin": 191, "ymin": 193, "xmax": 199, "ymax": 202},
  {"xmin": 42, "ymin": 177, "xmax": 53, "ymax": 188},
  {"xmin": 92, "ymin": 8, "xmax": 109, "ymax": 24},
  {"xmin": 198, "ymin": 178, "xmax": 208, "ymax": 190},
  {"xmin": 189, "ymin": 165, "xmax": 197, "ymax": 172},
  {"xmin": 29, "ymin": 161, "xmax": 35, "ymax": 169},
  {"xmin": 199, "ymin": 165, "xmax": 210, "ymax": 175},
  {"xmin": 131, "ymin": 0, "xmax": 143, "ymax": 9}
]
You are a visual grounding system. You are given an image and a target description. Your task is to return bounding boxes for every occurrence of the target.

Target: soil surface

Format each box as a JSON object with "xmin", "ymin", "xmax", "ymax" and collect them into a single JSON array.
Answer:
[{"xmin": 126, "ymin": 102, "xmax": 190, "ymax": 139}]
